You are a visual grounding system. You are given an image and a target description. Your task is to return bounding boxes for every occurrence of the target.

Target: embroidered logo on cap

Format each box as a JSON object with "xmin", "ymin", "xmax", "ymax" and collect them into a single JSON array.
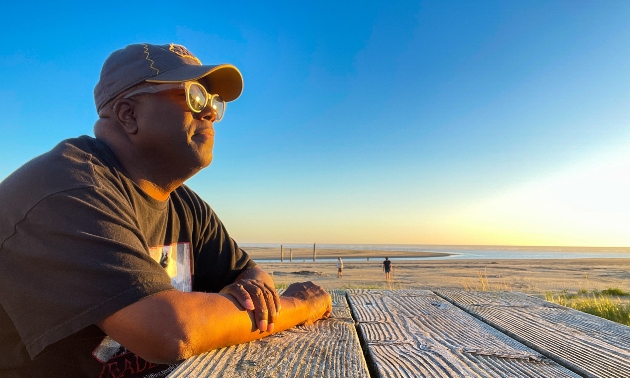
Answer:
[
  {"xmin": 143, "ymin": 44, "xmax": 159, "ymax": 75},
  {"xmin": 169, "ymin": 43, "xmax": 201, "ymax": 64}
]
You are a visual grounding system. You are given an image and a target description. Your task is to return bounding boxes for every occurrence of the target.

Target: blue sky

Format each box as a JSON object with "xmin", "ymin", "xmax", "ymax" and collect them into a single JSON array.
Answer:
[{"xmin": 1, "ymin": 1, "xmax": 629, "ymax": 246}]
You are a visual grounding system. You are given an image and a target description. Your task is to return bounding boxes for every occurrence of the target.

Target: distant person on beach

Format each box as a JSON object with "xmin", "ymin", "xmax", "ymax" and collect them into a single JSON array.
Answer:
[
  {"xmin": 383, "ymin": 257, "xmax": 393, "ymax": 281},
  {"xmin": 337, "ymin": 257, "xmax": 344, "ymax": 278},
  {"xmin": 0, "ymin": 43, "xmax": 331, "ymax": 378}
]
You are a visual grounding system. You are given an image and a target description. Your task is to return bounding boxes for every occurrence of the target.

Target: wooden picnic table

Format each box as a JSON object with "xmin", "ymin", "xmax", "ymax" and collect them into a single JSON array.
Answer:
[{"xmin": 168, "ymin": 289, "xmax": 630, "ymax": 377}]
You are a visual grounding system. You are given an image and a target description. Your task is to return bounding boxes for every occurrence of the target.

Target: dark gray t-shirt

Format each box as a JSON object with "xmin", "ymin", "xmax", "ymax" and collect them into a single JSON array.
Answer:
[{"xmin": 0, "ymin": 136, "xmax": 255, "ymax": 377}]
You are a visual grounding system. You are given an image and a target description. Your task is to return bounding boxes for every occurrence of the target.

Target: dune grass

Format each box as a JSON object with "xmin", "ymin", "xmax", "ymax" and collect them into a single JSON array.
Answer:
[
  {"xmin": 462, "ymin": 268, "xmax": 509, "ymax": 292},
  {"xmin": 462, "ymin": 270, "xmax": 630, "ymax": 326},
  {"xmin": 599, "ymin": 287, "xmax": 630, "ymax": 296},
  {"xmin": 545, "ymin": 288, "xmax": 630, "ymax": 326}
]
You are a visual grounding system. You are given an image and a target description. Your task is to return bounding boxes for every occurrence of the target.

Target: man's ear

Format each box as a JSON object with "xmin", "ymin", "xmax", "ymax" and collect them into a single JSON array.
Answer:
[{"xmin": 112, "ymin": 99, "xmax": 139, "ymax": 134}]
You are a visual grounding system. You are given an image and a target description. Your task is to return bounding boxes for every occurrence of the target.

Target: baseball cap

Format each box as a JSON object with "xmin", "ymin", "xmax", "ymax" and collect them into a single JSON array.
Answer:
[{"xmin": 94, "ymin": 43, "xmax": 243, "ymax": 111}]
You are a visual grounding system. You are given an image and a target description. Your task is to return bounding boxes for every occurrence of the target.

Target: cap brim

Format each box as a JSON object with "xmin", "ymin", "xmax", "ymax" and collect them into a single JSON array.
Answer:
[{"xmin": 146, "ymin": 64, "xmax": 243, "ymax": 102}]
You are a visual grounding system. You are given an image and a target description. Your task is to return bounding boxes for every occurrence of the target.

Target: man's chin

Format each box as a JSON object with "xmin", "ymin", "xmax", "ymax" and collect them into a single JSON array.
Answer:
[{"xmin": 200, "ymin": 154, "xmax": 213, "ymax": 169}]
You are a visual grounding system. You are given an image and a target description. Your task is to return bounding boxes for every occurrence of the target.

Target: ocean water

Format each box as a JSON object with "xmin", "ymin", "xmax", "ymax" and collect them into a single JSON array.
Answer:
[{"xmin": 239, "ymin": 243, "xmax": 630, "ymax": 262}]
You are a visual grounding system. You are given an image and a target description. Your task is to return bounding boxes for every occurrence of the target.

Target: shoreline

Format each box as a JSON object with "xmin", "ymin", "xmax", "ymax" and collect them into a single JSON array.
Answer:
[
  {"xmin": 243, "ymin": 245, "xmax": 629, "ymax": 262},
  {"xmin": 244, "ymin": 246, "xmax": 452, "ymax": 261}
]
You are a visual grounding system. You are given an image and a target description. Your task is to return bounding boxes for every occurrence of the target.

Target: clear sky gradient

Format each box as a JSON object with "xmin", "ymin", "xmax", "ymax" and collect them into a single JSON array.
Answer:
[{"xmin": 1, "ymin": 1, "xmax": 629, "ymax": 246}]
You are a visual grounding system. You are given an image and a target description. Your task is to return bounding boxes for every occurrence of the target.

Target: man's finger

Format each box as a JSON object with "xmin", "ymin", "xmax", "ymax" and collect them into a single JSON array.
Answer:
[
  {"xmin": 253, "ymin": 286, "xmax": 269, "ymax": 332},
  {"xmin": 261, "ymin": 284, "xmax": 277, "ymax": 332},
  {"xmin": 224, "ymin": 283, "xmax": 255, "ymax": 311},
  {"xmin": 248, "ymin": 281, "xmax": 278, "ymax": 332}
]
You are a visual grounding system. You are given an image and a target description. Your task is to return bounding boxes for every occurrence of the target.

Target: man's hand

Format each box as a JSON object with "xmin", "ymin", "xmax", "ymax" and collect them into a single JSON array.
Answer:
[
  {"xmin": 282, "ymin": 282, "xmax": 332, "ymax": 325},
  {"xmin": 220, "ymin": 267, "xmax": 281, "ymax": 333}
]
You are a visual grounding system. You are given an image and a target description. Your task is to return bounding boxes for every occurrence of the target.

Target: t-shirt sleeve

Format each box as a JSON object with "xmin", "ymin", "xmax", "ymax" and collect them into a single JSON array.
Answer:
[
  {"xmin": 0, "ymin": 188, "xmax": 174, "ymax": 360},
  {"xmin": 176, "ymin": 187, "xmax": 256, "ymax": 293},
  {"xmin": 193, "ymin": 210, "xmax": 256, "ymax": 292}
]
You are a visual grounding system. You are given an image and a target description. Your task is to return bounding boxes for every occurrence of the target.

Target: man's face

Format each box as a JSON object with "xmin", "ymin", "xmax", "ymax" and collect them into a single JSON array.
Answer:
[{"xmin": 133, "ymin": 81, "xmax": 216, "ymax": 175}]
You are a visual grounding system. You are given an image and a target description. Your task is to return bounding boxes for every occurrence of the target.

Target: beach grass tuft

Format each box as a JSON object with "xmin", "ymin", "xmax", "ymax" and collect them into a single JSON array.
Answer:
[
  {"xmin": 545, "ymin": 291, "xmax": 630, "ymax": 326},
  {"xmin": 463, "ymin": 268, "xmax": 509, "ymax": 292},
  {"xmin": 599, "ymin": 287, "xmax": 630, "ymax": 296}
]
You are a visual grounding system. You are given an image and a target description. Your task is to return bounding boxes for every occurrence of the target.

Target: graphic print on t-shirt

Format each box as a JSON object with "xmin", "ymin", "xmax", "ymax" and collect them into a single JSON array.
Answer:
[
  {"xmin": 148, "ymin": 243, "xmax": 193, "ymax": 292},
  {"xmin": 92, "ymin": 243, "xmax": 193, "ymax": 376}
]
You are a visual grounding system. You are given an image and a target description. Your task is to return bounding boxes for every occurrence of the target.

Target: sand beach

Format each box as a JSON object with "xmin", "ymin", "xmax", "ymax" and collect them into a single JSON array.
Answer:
[{"xmin": 244, "ymin": 246, "xmax": 630, "ymax": 295}]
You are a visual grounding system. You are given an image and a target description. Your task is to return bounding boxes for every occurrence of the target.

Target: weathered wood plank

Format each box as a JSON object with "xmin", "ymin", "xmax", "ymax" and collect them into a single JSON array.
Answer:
[
  {"xmin": 167, "ymin": 290, "xmax": 369, "ymax": 377},
  {"xmin": 435, "ymin": 290, "xmax": 630, "ymax": 378},
  {"xmin": 347, "ymin": 289, "xmax": 580, "ymax": 378}
]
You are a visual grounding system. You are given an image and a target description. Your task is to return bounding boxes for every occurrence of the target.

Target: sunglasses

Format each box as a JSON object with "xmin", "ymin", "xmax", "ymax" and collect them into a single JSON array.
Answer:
[{"xmin": 123, "ymin": 81, "xmax": 226, "ymax": 122}]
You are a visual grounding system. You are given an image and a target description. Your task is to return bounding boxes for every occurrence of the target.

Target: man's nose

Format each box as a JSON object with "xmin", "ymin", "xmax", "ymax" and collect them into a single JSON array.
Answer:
[{"xmin": 198, "ymin": 104, "xmax": 217, "ymax": 122}]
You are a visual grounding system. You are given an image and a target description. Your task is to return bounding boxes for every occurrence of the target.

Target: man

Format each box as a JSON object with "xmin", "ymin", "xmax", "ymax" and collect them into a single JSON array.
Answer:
[
  {"xmin": 0, "ymin": 43, "xmax": 331, "ymax": 377},
  {"xmin": 383, "ymin": 257, "xmax": 392, "ymax": 281},
  {"xmin": 337, "ymin": 257, "xmax": 343, "ymax": 278}
]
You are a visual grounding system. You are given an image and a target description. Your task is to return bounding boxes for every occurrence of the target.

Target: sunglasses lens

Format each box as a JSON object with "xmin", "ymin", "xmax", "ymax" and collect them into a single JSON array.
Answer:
[
  {"xmin": 211, "ymin": 95, "xmax": 225, "ymax": 121},
  {"xmin": 187, "ymin": 83, "xmax": 207, "ymax": 112}
]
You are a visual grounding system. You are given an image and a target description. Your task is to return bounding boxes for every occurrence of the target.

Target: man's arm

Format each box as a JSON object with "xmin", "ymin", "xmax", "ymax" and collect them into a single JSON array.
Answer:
[{"xmin": 96, "ymin": 281, "xmax": 331, "ymax": 364}]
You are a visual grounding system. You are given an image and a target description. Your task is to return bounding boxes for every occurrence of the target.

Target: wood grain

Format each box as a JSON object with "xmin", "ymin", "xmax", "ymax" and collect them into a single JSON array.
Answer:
[
  {"xmin": 347, "ymin": 289, "xmax": 580, "ymax": 378},
  {"xmin": 436, "ymin": 290, "xmax": 630, "ymax": 378},
  {"xmin": 167, "ymin": 290, "xmax": 369, "ymax": 378}
]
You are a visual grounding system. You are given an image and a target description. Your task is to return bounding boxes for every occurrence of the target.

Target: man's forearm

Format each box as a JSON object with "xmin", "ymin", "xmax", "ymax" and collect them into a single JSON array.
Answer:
[
  {"xmin": 172, "ymin": 291, "xmax": 312, "ymax": 360},
  {"xmin": 97, "ymin": 284, "xmax": 329, "ymax": 364}
]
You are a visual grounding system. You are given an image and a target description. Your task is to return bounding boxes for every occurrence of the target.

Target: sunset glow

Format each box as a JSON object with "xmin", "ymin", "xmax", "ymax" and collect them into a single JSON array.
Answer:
[{"xmin": 2, "ymin": 1, "xmax": 629, "ymax": 247}]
